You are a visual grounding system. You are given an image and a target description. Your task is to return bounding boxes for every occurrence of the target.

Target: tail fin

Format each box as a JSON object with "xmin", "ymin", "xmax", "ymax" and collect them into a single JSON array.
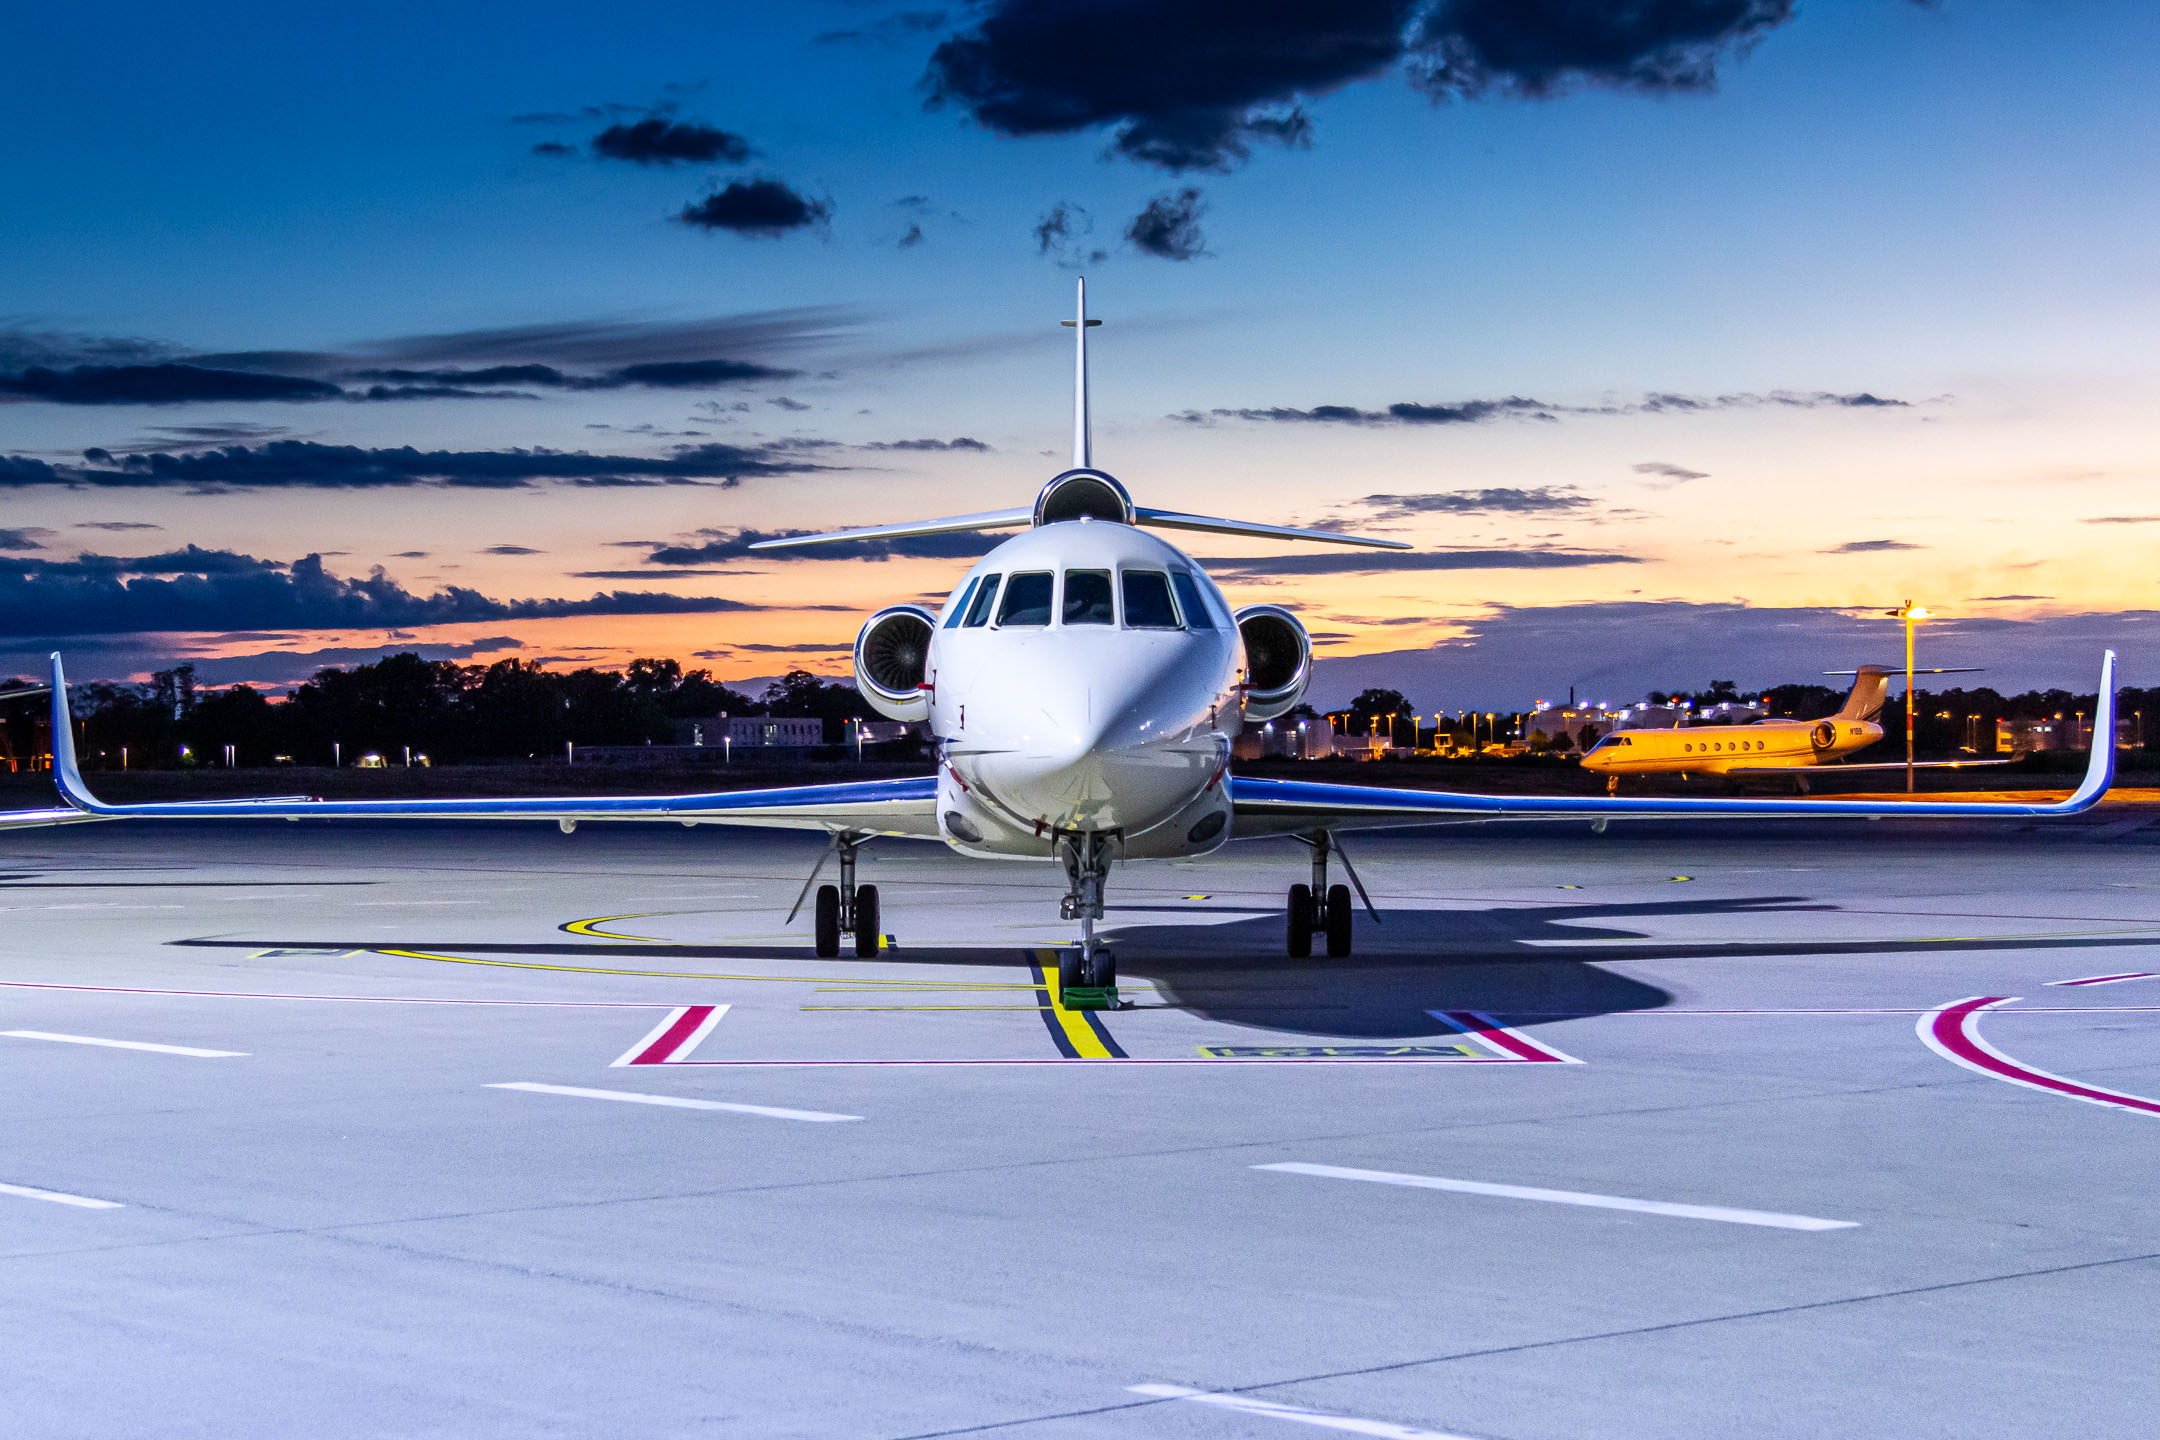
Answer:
[
  {"xmin": 1059, "ymin": 276, "xmax": 1099, "ymax": 469},
  {"xmin": 1838, "ymin": 665, "xmax": 1895, "ymax": 722}
]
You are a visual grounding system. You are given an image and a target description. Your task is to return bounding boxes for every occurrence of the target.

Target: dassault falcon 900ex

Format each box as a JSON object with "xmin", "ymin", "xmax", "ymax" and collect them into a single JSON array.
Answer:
[{"xmin": 29, "ymin": 281, "xmax": 2119, "ymax": 1007}]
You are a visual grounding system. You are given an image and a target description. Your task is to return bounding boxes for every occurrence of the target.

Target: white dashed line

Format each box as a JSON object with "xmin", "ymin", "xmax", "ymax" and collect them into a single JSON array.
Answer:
[
  {"xmin": 1255, "ymin": 1162, "xmax": 1857, "ymax": 1231},
  {"xmin": 1129, "ymin": 1384, "xmax": 1474, "ymax": 1437},
  {"xmin": 0, "ymin": 1030, "xmax": 247, "ymax": 1058},
  {"xmin": 486, "ymin": 1081, "xmax": 860, "ymax": 1122},
  {"xmin": 0, "ymin": 1181, "xmax": 124, "ymax": 1210}
]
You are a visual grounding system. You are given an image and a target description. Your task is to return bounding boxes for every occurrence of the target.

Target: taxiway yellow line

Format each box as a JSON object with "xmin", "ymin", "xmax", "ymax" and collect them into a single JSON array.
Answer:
[{"xmin": 1032, "ymin": 950, "xmax": 1122, "ymax": 1060}]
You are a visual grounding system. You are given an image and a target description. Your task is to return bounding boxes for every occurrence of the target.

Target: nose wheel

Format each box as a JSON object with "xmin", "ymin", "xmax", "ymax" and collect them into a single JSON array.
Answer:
[
  {"xmin": 1287, "ymin": 831, "xmax": 1371, "ymax": 957},
  {"xmin": 1057, "ymin": 832, "xmax": 1120, "ymax": 1008}
]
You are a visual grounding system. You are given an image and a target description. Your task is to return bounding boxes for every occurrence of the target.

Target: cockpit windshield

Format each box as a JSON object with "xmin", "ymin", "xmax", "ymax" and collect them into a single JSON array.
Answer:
[
  {"xmin": 1122, "ymin": 570, "xmax": 1179, "ymax": 628},
  {"xmin": 997, "ymin": 572, "xmax": 1053, "ymax": 626},
  {"xmin": 1170, "ymin": 572, "xmax": 1216, "ymax": 630},
  {"xmin": 1063, "ymin": 570, "xmax": 1113, "ymax": 625},
  {"xmin": 962, "ymin": 575, "xmax": 1000, "ymax": 627},
  {"xmin": 1587, "ymin": 733, "xmax": 1631, "ymax": 750}
]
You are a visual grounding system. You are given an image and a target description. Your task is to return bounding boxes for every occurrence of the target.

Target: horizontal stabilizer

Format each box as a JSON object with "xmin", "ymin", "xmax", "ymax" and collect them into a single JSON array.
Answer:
[
  {"xmin": 749, "ymin": 506, "xmax": 1408, "ymax": 551},
  {"xmin": 748, "ymin": 509, "xmax": 1034, "ymax": 551},
  {"xmin": 1132, "ymin": 508, "xmax": 1409, "ymax": 550}
]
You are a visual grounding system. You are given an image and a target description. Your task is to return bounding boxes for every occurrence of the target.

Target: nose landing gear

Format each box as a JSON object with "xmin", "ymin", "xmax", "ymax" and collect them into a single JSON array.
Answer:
[
  {"xmin": 1287, "ymin": 830, "xmax": 1374, "ymax": 957},
  {"xmin": 1057, "ymin": 832, "xmax": 1118, "ymax": 1008}
]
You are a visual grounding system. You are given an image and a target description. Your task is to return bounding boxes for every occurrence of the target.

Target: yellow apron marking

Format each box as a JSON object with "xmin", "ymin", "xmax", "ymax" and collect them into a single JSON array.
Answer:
[
  {"xmin": 371, "ymin": 948, "xmax": 955, "ymax": 988},
  {"xmin": 1033, "ymin": 949, "xmax": 1119, "ymax": 1059},
  {"xmin": 560, "ymin": 914, "xmax": 672, "ymax": 942}
]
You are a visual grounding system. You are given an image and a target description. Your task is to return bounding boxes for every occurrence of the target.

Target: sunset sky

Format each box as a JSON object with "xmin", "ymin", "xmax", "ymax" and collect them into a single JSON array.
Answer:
[{"xmin": 5, "ymin": 1, "xmax": 2156, "ymax": 707}]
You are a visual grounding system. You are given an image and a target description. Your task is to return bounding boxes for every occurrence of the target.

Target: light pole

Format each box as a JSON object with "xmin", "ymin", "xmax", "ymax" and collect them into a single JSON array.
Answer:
[{"xmin": 1885, "ymin": 600, "xmax": 1934, "ymax": 792}]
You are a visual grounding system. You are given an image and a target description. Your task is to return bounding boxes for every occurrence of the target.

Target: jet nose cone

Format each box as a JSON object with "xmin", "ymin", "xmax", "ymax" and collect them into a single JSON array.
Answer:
[{"xmin": 969, "ymin": 680, "xmax": 1210, "ymax": 833}]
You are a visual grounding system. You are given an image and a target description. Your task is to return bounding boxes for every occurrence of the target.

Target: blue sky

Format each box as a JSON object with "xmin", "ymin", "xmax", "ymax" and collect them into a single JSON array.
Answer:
[{"xmin": 5, "ymin": 1, "xmax": 2157, "ymax": 704}]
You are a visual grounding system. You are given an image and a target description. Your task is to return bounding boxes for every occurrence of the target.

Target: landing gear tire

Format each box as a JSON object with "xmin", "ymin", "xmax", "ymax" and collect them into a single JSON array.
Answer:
[
  {"xmin": 1287, "ymin": 882, "xmax": 1315, "ymax": 957},
  {"xmin": 1324, "ymin": 883, "xmax": 1353, "ymax": 957},
  {"xmin": 1058, "ymin": 947, "xmax": 1083, "ymax": 995},
  {"xmin": 814, "ymin": 884, "xmax": 841, "ymax": 957},
  {"xmin": 852, "ymin": 884, "xmax": 881, "ymax": 957}
]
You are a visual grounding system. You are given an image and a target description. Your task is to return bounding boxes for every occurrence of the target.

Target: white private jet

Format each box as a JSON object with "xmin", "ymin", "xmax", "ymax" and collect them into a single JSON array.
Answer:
[{"xmin": 29, "ymin": 282, "xmax": 2119, "ymax": 1005}]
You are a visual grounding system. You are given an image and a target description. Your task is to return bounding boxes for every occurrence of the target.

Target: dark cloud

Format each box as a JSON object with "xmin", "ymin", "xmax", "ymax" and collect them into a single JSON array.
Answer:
[
  {"xmin": 1357, "ymin": 487, "xmax": 1592, "ymax": 519},
  {"xmin": 861, "ymin": 436, "xmax": 991, "ymax": 451},
  {"xmin": 614, "ymin": 359, "xmax": 788, "ymax": 387},
  {"xmin": 646, "ymin": 527, "xmax": 999, "ymax": 565},
  {"xmin": 347, "ymin": 358, "xmax": 795, "ymax": 393},
  {"xmin": 1972, "ymin": 594, "xmax": 2051, "ymax": 602},
  {"xmin": 1823, "ymin": 539, "xmax": 1924, "ymax": 553},
  {"xmin": 351, "ymin": 308, "xmax": 856, "ymax": 369},
  {"xmin": 2083, "ymin": 514, "xmax": 2160, "ymax": 525},
  {"xmin": 926, "ymin": 0, "xmax": 1396, "ymax": 172},
  {"xmin": 0, "ymin": 455, "xmax": 66, "ymax": 485},
  {"xmin": 483, "ymin": 545, "xmax": 543, "ymax": 556},
  {"xmin": 76, "ymin": 521, "xmax": 163, "ymax": 531},
  {"xmin": 927, "ymin": 0, "xmax": 1796, "ymax": 173},
  {"xmin": 0, "ymin": 364, "xmax": 342, "ymax": 406},
  {"xmin": 531, "ymin": 141, "xmax": 576, "ymax": 157},
  {"xmin": 1201, "ymin": 547, "xmax": 1637, "ymax": 577},
  {"xmin": 1126, "ymin": 187, "xmax": 1208, "ymax": 260},
  {"xmin": 0, "ymin": 309, "xmax": 852, "ymax": 408},
  {"xmin": 0, "ymin": 527, "xmax": 50, "ymax": 550},
  {"xmin": 1633, "ymin": 460, "xmax": 1708, "ymax": 483},
  {"xmin": 678, "ymin": 179, "xmax": 832, "ymax": 236},
  {"xmin": 768, "ymin": 395, "xmax": 812, "ymax": 412},
  {"xmin": 899, "ymin": 223, "xmax": 926, "ymax": 248},
  {"xmin": 0, "ymin": 549, "xmax": 763, "ymax": 638},
  {"xmin": 0, "ymin": 439, "xmax": 829, "ymax": 491},
  {"xmin": 1408, "ymin": 0, "xmax": 1796, "ymax": 101},
  {"xmin": 591, "ymin": 118, "xmax": 751, "ymax": 165},
  {"xmin": 1179, "ymin": 390, "xmax": 1910, "ymax": 426},
  {"xmin": 1034, "ymin": 201, "xmax": 1107, "ymax": 266}
]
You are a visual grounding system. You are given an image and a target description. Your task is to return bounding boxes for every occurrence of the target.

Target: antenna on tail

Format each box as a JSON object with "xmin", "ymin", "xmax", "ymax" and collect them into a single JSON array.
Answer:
[{"xmin": 1059, "ymin": 276, "xmax": 1100, "ymax": 469}]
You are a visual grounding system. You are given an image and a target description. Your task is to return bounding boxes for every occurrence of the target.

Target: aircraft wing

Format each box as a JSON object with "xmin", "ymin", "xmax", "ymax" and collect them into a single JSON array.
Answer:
[
  {"xmin": 0, "ymin": 806, "xmax": 105, "ymax": 831},
  {"xmin": 1231, "ymin": 651, "xmax": 2118, "ymax": 838},
  {"xmin": 42, "ymin": 655, "xmax": 939, "ymax": 838}
]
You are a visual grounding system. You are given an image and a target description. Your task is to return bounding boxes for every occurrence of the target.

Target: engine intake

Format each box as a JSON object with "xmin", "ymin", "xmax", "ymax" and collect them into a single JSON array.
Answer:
[
  {"xmin": 1234, "ymin": 604, "xmax": 1311, "ymax": 723},
  {"xmin": 853, "ymin": 605, "xmax": 936, "ymax": 721},
  {"xmin": 1033, "ymin": 468, "xmax": 1134, "ymax": 527}
]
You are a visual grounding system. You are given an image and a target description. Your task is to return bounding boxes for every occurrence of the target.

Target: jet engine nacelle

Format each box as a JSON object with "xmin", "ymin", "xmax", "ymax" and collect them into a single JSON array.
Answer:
[
  {"xmin": 853, "ymin": 605, "xmax": 936, "ymax": 722},
  {"xmin": 1234, "ymin": 604, "xmax": 1312, "ymax": 723}
]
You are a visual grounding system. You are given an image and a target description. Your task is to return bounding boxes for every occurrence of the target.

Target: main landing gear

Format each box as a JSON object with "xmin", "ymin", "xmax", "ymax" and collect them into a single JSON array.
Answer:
[
  {"xmin": 792, "ymin": 833, "xmax": 881, "ymax": 958},
  {"xmin": 1287, "ymin": 830, "xmax": 1376, "ymax": 958},
  {"xmin": 1056, "ymin": 832, "xmax": 1118, "ymax": 1009}
]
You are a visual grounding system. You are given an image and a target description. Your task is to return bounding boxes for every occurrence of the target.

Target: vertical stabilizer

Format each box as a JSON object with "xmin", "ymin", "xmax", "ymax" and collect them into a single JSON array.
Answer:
[
  {"xmin": 1059, "ymin": 276, "xmax": 1101, "ymax": 469},
  {"xmin": 1837, "ymin": 665, "xmax": 1894, "ymax": 722}
]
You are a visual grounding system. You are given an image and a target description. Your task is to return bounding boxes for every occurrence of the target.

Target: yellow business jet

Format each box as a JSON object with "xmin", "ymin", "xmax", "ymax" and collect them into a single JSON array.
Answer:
[{"xmin": 1580, "ymin": 665, "xmax": 2011, "ymax": 793}]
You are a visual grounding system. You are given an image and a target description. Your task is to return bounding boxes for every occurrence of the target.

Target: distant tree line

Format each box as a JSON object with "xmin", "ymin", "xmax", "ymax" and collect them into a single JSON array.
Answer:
[{"xmin": 0, "ymin": 654, "xmax": 874, "ymax": 769}]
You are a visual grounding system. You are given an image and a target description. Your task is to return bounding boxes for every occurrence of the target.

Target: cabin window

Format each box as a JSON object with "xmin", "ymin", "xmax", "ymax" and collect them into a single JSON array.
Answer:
[
  {"xmin": 963, "ymin": 575, "xmax": 1001, "ymax": 628},
  {"xmin": 997, "ymin": 571, "xmax": 1054, "ymax": 627},
  {"xmin": 1170, "ymin": 572, "xmax": 1217, "ymax": 630},
  {"xmin": 1122, "ymin": 571, "xmax": 1180, "ymax": 629},
  {"xmin": 1063, "ymin": 569, "xmax": 1114, "ymax": 625},
  {"xmin": 943, "ymin": 577, "xmax": 979, "ymax": 629}
]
